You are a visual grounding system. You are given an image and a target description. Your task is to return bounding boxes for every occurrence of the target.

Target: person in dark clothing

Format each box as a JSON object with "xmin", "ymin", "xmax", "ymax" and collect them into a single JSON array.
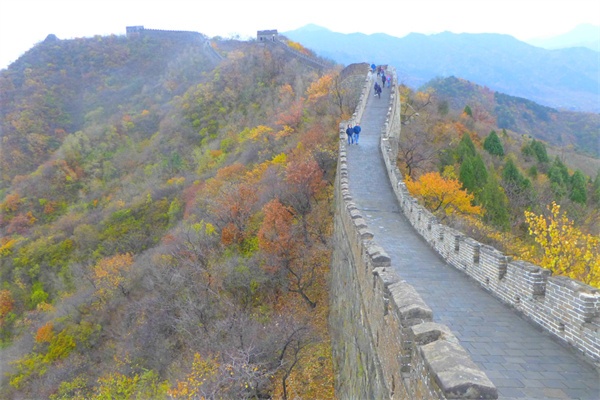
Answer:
[
  {"xmin": 381, "ymin": 72, "xmax": 386, "ymax": 88},
  {"xmin": 346, "ymin": 124, "xmax": 354, "ymax": 145},
  {"xmin": 353, "ymin": 124, "xmax": 361, "ymax": 144},
  {"xmin": 374, "ymin": 82, "xmax": 382, "ymax": 98}
]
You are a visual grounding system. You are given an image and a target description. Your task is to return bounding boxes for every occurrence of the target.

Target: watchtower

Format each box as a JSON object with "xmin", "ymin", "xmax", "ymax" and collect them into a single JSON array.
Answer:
[
  {"xmin": 126, "ymin": 26, "xmax": 144, "ymax": 38},
  {"xmin": 257, "ymin": 29, "xmax": 278, "ymax": 42}
]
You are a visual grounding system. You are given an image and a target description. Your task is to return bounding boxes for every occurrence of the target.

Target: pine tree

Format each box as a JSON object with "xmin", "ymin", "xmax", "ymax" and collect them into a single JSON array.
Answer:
[
  {"xmin": 531, "ymin": 140, "xmax": 549, "ymax": 163},
  {"xmin": 457, "ymin": 133, "xmax": 476, "ymax": 162},
  {"xmin": 547, "ymin": 157, "xmax": 569, "ymax": 197},
  {"xmin": 569, "ymin": 170, "xmax": 587, "ymax": 204},
  {"xmin": 463, "ymin": 105, "xmax": 473, "ymax": 117},
  {"xmin": 483, "ymin": 130, "xmax": 504, "ymax": 156},
  {"xmin": 502, "ymin": 158, "xmax": 530, "ymax": 189},
  {"xmin": 480, "ymin": 167, "xmax": 510, "ymax": 231},
  {"xmin": 592, "ymin": 170, "xmax": 600, "ymax": 208}
]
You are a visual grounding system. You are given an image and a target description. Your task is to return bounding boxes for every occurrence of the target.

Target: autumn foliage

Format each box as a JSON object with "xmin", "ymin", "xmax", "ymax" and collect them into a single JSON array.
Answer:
[
  {"xmin": 405, "ymin": 171, "xmax": 482, "ymax": 219},
  {"xmin": 525, "ymin": 202, "xmax": 599, "ymax": 287}
]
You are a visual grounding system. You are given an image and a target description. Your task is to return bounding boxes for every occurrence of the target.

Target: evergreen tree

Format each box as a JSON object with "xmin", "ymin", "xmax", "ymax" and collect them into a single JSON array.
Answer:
[
  {"xmin": 459, "ymin": 156, "xmax": 476, "ymax": 193},
  {"xmin": 592, "ymin": 170, "xmax": 600, "ymax": 207},
  {"xmin": 569, "ymin": 170, "xmax": 587, "ymax": 204},
  {"xmin": 480, "ymin": 167, "xmax": 510, "ymax": 231},
  {"xmin": 457, "ymin": 133, "xmax": 476, "ymax": 162},
  {"xmin": 483, "ymin": 130, "xmax": 504, "ymax": 156},
  {"xmin": 463, "ymin": 105, "xmax": 473, "ymax": 117},
  {"xmin": 502, "ymin": 158, "xmax": 530, "ymax": 189},
  {"xmin": 547, "ymin": 157, "xmax": 569, "ymax": 197},
  {"xmin": 531, "ymin": 140, "xmax": 549, "ymax": 163}
]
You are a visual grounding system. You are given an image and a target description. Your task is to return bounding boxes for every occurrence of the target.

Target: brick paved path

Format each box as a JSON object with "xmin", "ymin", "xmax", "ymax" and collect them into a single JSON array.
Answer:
[{"xmin": 345, "ymin": 83, "xmax": 600, "ymax": 399}]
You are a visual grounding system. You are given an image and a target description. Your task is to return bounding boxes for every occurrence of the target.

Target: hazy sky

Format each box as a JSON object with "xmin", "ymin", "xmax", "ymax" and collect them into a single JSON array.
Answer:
[{"xmin": 1, "ymin": 0, "xmax": 599, "ymax": 70}]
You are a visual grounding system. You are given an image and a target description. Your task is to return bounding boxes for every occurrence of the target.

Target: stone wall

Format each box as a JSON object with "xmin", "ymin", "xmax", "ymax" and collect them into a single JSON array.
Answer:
[
  {"xmin": 377, "ymin": 70, "xmax": 600, "ymax": 365},
  {"xmin": 330, "ymin": 72, "xmax": 498, "ymax": 399}
]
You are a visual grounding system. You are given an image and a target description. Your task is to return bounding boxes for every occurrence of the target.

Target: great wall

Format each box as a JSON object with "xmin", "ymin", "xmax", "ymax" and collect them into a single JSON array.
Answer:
[
  {"xmin": 330, "ymin": 66, "xmax": 599, "ymax": 398},
  {"xmin": 124, "ymin": 28, "xmax": 600, "ymax": 398}
]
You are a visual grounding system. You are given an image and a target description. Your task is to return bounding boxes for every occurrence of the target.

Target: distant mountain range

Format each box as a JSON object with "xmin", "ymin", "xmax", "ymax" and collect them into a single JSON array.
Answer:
[
  {"xmin": 282, "ymin": 24, "xmax": 600, "ymax": 113},
  {"xmin": 527, "ymin": 24, "xmax": 600, "ymax": 51}
]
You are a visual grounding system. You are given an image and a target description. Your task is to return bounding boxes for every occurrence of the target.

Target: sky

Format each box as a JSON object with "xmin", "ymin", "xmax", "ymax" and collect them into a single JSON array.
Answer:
[{"xmin": 1, "ymin": 0, "xmax": 599, "ymax": 70}]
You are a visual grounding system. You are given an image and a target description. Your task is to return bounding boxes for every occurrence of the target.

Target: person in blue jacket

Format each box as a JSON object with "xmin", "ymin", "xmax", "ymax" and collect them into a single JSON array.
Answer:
[
  {"xmin": 353, "ymin": 124, "xmax": 361, "ymax": 145},
  {"xmin": 346, "ymin": 124, "xmax": 354, "ymax": 145}
]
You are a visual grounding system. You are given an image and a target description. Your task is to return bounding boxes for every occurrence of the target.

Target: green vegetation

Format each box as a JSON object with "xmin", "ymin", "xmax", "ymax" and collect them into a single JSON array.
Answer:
[
  {"xmin": 399, "ymin": 80, "xmax": 599, "ymax": 287},
  {"xmin": 0, "ymin": 33, "xmax": 360, "ymax": 398}
]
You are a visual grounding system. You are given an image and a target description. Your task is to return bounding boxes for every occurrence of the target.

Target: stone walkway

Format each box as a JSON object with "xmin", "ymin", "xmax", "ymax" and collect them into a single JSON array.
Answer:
[{"xmin": 345, "ymin": 83, "xmax": 600, "ymax": 399}]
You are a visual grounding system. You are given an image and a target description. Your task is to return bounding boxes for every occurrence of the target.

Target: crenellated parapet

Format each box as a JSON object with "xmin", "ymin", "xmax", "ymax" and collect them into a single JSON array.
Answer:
[
  {"xmin": 331, "ymin": 69, "xmax": 497, "ymax": 399},
  {"xmin": 378, "ymin": 72, "xmax": 600, "ymax": 365},
  {"xmin": 125, "ymin": 26, "xmax": 205, "ymax": 42}
]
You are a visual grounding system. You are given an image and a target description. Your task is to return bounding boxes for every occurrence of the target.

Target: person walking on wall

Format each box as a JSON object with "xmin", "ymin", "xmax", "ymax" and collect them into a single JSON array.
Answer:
[
  {"xmin": 346, "ymin": 124, "xmax": 354, "ymax": 145},
  {"xmin": 353, "ymin": 124, "xmax": 361, "ymax": 145},
  {"xmin": 381, "ymin": 72, "xmax": 386, "ymax": 89},
  {"xmin": 374, "ymin": 82, "xmax": 382, "ymax": 98}
]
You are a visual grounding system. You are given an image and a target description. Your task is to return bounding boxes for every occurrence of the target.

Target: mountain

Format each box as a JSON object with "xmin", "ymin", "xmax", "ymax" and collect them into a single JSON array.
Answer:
[
  {"xmin": 282, "ymin": 25, "xmax": 600, "ymax": 113},
  {"xmin": 527, "ymin": 24, "xmax": 600, "ymax": 51},
  {"xmin": 425, "ymin": 76, "xmax": 600, "ymax": 160},
  {"xmin": 0, "ymin": 32, "xmax": 349, "ymax": 398}
]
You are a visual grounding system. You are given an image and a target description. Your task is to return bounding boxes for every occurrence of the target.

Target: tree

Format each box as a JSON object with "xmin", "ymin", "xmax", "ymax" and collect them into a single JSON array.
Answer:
[
  {"xmin": 459, "ymin": 154, "xmax": 488, "ymax": 196},
  {"xmin": 397, "ymin": 112, "xmax": 442, "ymax": 177},
  {"xmin": 483, "ymin": 130, "xmax": 504, "ymax": 156},
  {"xmin": 569, "ymin": 170, "xmax": 587, "ymax": 204},
  {"xmin": 456, "ymin": 133, "xmax": 476, "ymax": 162},
  {"xmin": 92, "ymin": 253, "xmax": 134, "ymax": 301},
  {"xmin": 463, "ymin": 105, "xmax": 473, "ymax": 117},
  {"xmin": 405, "ymin": 172, "xmax": 482, "ymax": 220},
  {"xmin": 258, "ymin": 199, "xmax": 317, "ymax": 308},
  {"xmin": 479, "ymin": 168, "xmax": 510, "ymax": 231},
  {"xmin": 592, "ymin": 170, "xmax": 600, "ymax": 207},
  {"xmin": 525, "ymin": 202, "xmax": 599, "ymax": 287},
  {"xmin": 547, "ymin": 157, "xmax": 570, "ymax": 198}
]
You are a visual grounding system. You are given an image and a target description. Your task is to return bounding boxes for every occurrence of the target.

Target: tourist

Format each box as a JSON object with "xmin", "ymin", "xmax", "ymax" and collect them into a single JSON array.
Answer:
[
  {"xmin": 353, "ymin": 124, "xmax": 361, "ymax": 145},
  {"xmin": 346, "ymin": 124, "xmax": 354, "ymax": 145}
]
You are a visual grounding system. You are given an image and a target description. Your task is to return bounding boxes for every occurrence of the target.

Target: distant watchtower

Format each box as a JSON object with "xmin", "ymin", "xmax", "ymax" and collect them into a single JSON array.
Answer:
[
  {"xmin": 257, "ymin": 29, "xmax": 278, "ymax": 42},
  {"xmin": 126, "ymin": 26, "xmax": 144, "ymax": 37}
]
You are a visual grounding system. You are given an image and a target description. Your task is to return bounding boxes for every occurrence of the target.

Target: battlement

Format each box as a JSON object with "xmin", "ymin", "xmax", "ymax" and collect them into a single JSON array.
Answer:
[
  {"xmin": 125, "ymin": 26, "xmax": 204, "ymax": 42},
  {"xmin": 379, "ymin": 79, "xmax": 600, "ymax": 365}
]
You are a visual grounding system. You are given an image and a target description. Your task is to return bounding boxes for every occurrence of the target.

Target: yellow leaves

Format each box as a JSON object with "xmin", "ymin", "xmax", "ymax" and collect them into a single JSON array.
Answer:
[
  {"xmin": 92, "ymin": 253, "xmax": 134, "ymax": 301},
  {"xmin": 0, "ymin": 237, "xmax": 18, "ymax": 257},
  {"xmin": 192, "ymin": 220, "xmax": 216, "ymax": 236},
  {"xmin": 168, "ymin": 353, "xmax": 219, "ymax": 399},
  {"xmin": 306, "ymin": 74, "xmax": 333, "ymax": 103},
  {"xmin": 405, "ymin": 172, "xmax": 482, "ymax": 218},
  {"xmin": 271, "ymin": 153, "xmax": 287, "ymax": 166},
  {"xmin": 243, "ymin": 125, "xmax": 274, "ymax": 143},
  {"xmin": 167, "ymin": 176, "xmax": 185, "ymax": 185},
  {"xmin": 525, "ymin": 202, "xmax": 599, "ymax": 287}
]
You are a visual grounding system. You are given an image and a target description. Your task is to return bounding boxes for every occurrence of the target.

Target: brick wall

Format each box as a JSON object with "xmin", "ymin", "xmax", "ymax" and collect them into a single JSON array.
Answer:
[
  {"xmin": 378, "ymin": 69, "xmax": 600, "ymax": 365},
  {"xmin": 330, "ymin": 71, "xmax": 497, "ymax": 399}
]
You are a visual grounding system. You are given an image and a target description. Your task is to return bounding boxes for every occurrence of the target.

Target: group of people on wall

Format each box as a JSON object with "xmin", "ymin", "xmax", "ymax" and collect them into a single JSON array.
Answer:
[
  {"xmin": 345, "ymin": 124, "xmax": 361, "ymax": 145},
  {"xmin": 371, "ymin": 63, "xmax": 390, "ymax": 98}
]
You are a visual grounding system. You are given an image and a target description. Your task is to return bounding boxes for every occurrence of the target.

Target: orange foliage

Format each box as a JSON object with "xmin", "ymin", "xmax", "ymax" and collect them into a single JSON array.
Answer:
[
  {"xmin": 0, "ymin": 289, "xmax": 14, "ymax": 320},
  {"xmin": 93, "ymin": 253, "xmax": 134, "ymax": 299},
  {"xmin": 2, "ymin": 192, "xmax": 22, "ymax": 213},
  {"xmin": 258, "ymin": 199, "xmax": 296, "ymax": 268},
  {"xmin": 35, "ymin": 322, "xmax": 54, "ymax": 343},
  {"xmin": 405, "ymin": 172, "xmax": 482, "ymax": 218}
]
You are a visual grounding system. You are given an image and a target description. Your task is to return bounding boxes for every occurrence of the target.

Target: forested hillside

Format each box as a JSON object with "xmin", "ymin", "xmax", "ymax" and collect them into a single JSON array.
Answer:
[
  {"xmin": 0, "ymin": 32, "xmax": 363, "ymax": 398},
  {"xmin": 425, "ymin": 76, "xmax": 600, "ymax": 159},
  {"xmin": 398, "ymin": 82, "xmax": 600, "ymax": 287}
]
